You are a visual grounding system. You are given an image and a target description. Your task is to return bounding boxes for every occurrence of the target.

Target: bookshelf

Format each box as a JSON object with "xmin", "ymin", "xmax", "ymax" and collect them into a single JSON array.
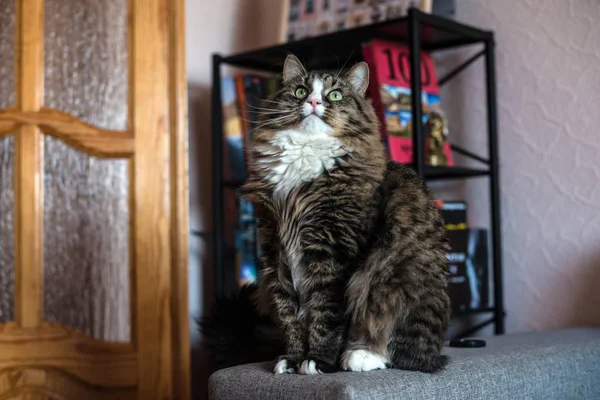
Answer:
[{"xmin": 210, "ymin": 8, "xmax": 504, "ymax": 339}]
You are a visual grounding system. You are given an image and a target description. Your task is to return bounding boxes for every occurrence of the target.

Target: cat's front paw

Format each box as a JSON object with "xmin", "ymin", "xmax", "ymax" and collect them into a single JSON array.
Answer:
[
  {"xmin": 274, "ymin": 356, "xmax": 299, "ymax": 374},
  {"xmin": 298, "ymin": 359, "xmax": 338, "ymax": 375},
  {"xmin": 341, "ymin": 349, "xmax": 389, "ymax": 372}
]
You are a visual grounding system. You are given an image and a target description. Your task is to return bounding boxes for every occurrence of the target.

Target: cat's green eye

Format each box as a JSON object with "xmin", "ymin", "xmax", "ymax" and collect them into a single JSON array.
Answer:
[
  {"xmin": 328, "ymin": 90, "xmax": 343, "ymax": 102},
  {"xmin": 295, "ymin": 87, "xmax": 308, "ymax": 99}
]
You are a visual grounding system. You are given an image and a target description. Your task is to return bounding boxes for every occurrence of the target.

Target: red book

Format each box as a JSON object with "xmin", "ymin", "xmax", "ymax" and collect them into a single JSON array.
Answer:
[
  {"xmin": 235, "ymin": 74, "xmax": 270, "ymax": 170},
  {"xmin": 362, "ymin": 39, "xmax": 454, "ymax": 166},
  {"xmin": 235, "ymin": 75, "xmax": 251, "ymax": 169}
]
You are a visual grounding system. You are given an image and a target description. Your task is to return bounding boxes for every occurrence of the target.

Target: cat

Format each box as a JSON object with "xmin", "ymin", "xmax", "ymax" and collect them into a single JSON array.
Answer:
[{"xmin": 238, "ymin": 54, "xmax": 451, "ymax": 375}]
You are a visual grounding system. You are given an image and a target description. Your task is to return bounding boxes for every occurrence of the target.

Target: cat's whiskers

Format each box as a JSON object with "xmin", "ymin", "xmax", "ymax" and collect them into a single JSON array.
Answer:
[
  {"xmin": 248, "ymin": 105, "xmax": 288, "ymax": 112},
  {"xmin": 242, "ymin": 112, "xmax": 295, "ymax": 127},
  {"xmin": 247, "ymin": 111, "xmax": 292, "ymax": 117},
  {"xmin": 252, "ymin": 114, "xmax": 298, "ymax": 132},
  {"xmin": 260, "ymin": 99, "xmax": 289, "ymax": 105},
  {"xmin": 249, "ymin": 98, "xmax": 295, "ymax": 110},
  {"xmin": 256, "ymin": 112, "xmax": 295, "ymax": 122},
  {"xmin": 259, "ymin": 101, "xmax": 299, "ymax": 111}
]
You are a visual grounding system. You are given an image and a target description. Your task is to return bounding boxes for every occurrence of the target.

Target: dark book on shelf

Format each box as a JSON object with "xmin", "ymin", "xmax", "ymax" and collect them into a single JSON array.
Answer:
[
  {"xmin": 235, "ymin": 75, "xmax": 256, "ymax": 168},
  {"xmin": 236, "ymin": 198, "xmax": 258, "ymax": 285},
  {"xmin": 446, "ymin": 229, "xmax": 489, "ymax": 312},
  {"xmin": 220, "ymin": 76, "xmax": 246, "ymax": 181},
  {"xmin": 215, "ymin": 75, "xmax": 257, "ymax": 286},
  {"xmin": 235, "ymin": 74, "xmax": 283, "ymax": 164},
  {"xmin": 229, "ymin": 74, "xmax": 283, "ymax": 286},
  {"xmin": 220, "ymin": 77, "xmax": 244, "ymax": 287},
  {"xmin": 436, "ymin": 200, "xmax": 468, "ymax": 230}
]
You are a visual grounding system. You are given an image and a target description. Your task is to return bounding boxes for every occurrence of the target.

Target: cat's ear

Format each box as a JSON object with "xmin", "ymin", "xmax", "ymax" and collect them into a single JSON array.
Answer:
[
  {"xmin": 283, "ymin": 54, "xmax": 306, "ymax": 83},
  {"xmin": 345, "ymin": 62, "xmax": 370, "ymax": 96}
]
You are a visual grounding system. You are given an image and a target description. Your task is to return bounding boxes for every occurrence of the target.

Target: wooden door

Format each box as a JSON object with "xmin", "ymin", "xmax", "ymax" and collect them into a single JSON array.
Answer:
[{"xmin": 0, "ymin": 0, "xmax": 189, "ymax": 399}]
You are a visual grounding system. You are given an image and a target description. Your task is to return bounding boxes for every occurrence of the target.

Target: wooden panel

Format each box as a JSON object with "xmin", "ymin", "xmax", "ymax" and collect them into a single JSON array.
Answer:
[
  {"xmin": 0, "ymin": 322, "xmax": 136, "ymax": 388},
  {"xmin": 131, "ymin": 0, "xmax": 173, "ymax": 398},
  {"xmin": 13, "ymin": 128, "xmax": 43, "ymax": 329},
  {"xmin": 0, "ymin": 108, "xmax": 133, "ymax": 158},
  {"xmin": 43, "ymin": 136, "xmax": 130, "ymax": 342},
  {"xmin": 0, "ymin": 136, "xmax": 15, "ymax": 324},
  {"xmin": 0, "ymin": 127, "xmax": 16, "ymax": 140},
  {"xmin": 0, "ymin": 1, "xmax": 15, "ymax": 316},
  {"xmin": 168, "ymin": 0, "xmax": 190, "ymax": 398},
  {"xmin": 0, "ymin": 368, "xmax": 135, "ymax": 400},
  {"xmin": 44, "ymin": 0, "xmax": 129, "ymax": 132},
  {"xmin": 14, "ymin": 0, "xmax": 44, "ymax": 329},
  {"xmin": 0, "ymin": 0, "xmax": 16, "ymax": 109},
  {"xmin": 3, "ymin": 0, "xmax": 190, "ymax": 398},
  {"xmin": 41, "ymin": 0, "xmax": 132, "ymax": 344}
]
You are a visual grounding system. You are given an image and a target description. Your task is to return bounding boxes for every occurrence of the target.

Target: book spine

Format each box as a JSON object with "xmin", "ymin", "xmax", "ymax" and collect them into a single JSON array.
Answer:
[
  {"xmin": 235, "ymin": 74, "xmax": 251, "ymax": 170},
  {"xmin": 244, "ymin": 76, "xmax": 266, "ymax": 133}
]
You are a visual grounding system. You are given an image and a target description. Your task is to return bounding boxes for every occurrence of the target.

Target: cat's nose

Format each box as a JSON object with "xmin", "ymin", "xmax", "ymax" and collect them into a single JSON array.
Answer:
[{"xmin": 307, "ymin": 98, "xmax": 322, "ymax": 110}]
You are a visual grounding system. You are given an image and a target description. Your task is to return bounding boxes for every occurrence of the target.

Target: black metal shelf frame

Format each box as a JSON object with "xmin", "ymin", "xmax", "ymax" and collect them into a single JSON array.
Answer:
[{"xmin": 211, "ymin": 8, "xmax": 504, "ymax": 337}]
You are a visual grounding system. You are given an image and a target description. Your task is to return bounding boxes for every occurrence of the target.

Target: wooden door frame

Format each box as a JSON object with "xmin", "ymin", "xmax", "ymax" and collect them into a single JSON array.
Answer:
[
  {"xmin": 131, "ymin": 0, "xmax": 190, "ymax": 398},
  {"xmin": 0, "ymin": 0, "xmax": 189, "ymax": 398},
  {"xmin": 168, "ymin": 0, "xmax": 191, "ymax": 398}
]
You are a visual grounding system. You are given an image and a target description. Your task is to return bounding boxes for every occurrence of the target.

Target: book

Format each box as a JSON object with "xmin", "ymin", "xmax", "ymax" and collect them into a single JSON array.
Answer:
[
  {"xmin": 235, "ymin": 75, "xmax": 266, "ymax": 168},
  {"xmin": 221, "ymin": 77, "xmax": 246, "ymax": 181},
  {"xmin": 220, "ymin": 77, "xmax": 244, "ymax": 238},
  {"xmin": 232, "ymin": 75, "xmax": 265, "ymax": 286},
  {"xmin": 362, "ymin": 39, "xmax": 454, "ymax": 166},
  {"xmin": 235, "ymin": 73, "xmax": 283, "ymax": 163},
  {"xmin": 220, "ymin": 77, "xmax": 246, "ymax": 287},
  {"xmin": 237, "ymin": 198, "xmax": 258, "ymax": 285},
  {"xmin": 446, "ymin": 229, "xmax": 489, "ymax": 312},
  {"xmin": 435, "ymin": 200, "xmax": 467, "ymax": 230},
  {"xmin": 231, "ymin": 74, "xmax": 282, "ymax": 286}
]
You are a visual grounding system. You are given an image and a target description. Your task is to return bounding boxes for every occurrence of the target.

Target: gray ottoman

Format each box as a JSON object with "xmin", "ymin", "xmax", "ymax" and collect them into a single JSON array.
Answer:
[{"xmin": 208, "ymin": 328, "xmax": 600, "ymax": 400}]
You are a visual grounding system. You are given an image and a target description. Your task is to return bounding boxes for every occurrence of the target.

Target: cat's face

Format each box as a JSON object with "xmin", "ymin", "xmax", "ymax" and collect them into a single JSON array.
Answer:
[{"xmin": 255, "ymin": 54, "xmax": 378, "ymax": 140}]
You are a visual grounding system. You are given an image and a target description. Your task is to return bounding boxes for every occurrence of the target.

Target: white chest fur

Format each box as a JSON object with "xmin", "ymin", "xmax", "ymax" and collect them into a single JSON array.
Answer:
[
  {"xmin": 257, "ymin": 116, "xmax": 348, "ymax": 197},
  {"xmin": 255, "ymin": 116, "xmax": 349, "ymax": 292}
]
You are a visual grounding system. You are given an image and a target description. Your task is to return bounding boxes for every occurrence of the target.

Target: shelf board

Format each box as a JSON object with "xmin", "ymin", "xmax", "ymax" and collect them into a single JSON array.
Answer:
[
  {"xmin": 222, "ymin": 166, "xmax": 490, "ymax": 188},
  {"xmin": 454, "ymin": 307, "xmax": 495, "ymax": 316},
  {"xmin": 425, "ymin": 166, "xmax": 490, "ymax": 180},
  {"xmin": 223, "ymin": 179, "xmax": 245, "ymax": 188},
  {"xmin": 219, "ymin": 9, "xmax": 492, "ymax": 72}
]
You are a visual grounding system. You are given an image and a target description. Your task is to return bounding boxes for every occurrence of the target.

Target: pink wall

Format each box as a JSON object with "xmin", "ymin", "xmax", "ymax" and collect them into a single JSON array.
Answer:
[{"xmin": 438, "ymin": 0, "xmax": 600, "ymax": 333}]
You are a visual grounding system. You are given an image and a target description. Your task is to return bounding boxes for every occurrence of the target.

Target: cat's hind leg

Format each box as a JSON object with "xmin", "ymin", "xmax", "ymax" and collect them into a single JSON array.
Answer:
[
  {"xmin": 343, "ymin": 271, "xmax": 449, "ymax": 373},
  {"xmin": 341, "ymin": 263, "xmax": 399, "ymax": 372},
  {"xmin": 388, "ymin": 305, "xmax": 449, "ymax": 373}
]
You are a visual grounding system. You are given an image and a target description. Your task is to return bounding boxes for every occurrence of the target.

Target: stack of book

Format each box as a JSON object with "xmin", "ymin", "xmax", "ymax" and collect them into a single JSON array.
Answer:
[
  {"xmin": 221, "ymin": 74, "xmax": 283, "ymax": 286},
  {"xmin": 362, "ymin": 39, "xmax": 454, "ymax": 166},
  {"xmin": 437, "ymin": 201, "xmax": 490, "ymax": 313}
]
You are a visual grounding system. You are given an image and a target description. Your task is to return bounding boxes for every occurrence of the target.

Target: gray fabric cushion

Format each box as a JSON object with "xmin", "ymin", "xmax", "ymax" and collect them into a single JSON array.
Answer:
[{"xmin": 208, "ymin": 328, "xmax": 600, "ymax": 400}]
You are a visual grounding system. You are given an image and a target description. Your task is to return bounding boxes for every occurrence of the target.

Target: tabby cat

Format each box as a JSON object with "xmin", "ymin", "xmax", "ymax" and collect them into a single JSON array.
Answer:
[{"xmin": 241, "ymin": 54, "xmax": 451, "ymax": 374}]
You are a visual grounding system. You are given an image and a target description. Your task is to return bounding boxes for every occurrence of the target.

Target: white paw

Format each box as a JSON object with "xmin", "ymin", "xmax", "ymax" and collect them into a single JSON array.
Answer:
[
  {"xmin": 298, "ymin": 360, "xmax": 323, "ymax": 375},
  {"xmin": 274, "ymin": 359, "xmax": 295, "ymax": 374},
  {"xmin": 341, "ymin": 349, "xmax": 388, "ymax": 372}
]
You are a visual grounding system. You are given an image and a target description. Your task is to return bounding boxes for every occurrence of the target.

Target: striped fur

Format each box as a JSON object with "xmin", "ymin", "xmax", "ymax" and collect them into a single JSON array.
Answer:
[{"xmin": 242, "ymin": 55, "xmax": 450, "ymax": 374}]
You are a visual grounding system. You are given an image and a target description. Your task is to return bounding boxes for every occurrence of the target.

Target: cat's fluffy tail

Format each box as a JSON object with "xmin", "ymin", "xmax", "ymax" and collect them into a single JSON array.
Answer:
[{"xmin": 198, "ymin": 284, "xmax": 284, "ymax": 371}]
